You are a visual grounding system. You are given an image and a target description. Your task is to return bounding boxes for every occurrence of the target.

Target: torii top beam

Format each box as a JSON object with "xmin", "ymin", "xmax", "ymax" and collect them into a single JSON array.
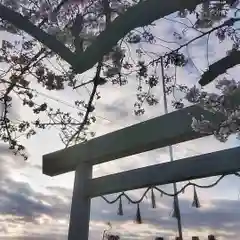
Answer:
[{"xmin": 43, "ymin": 104, "xmax": 223, "ymax": 176}]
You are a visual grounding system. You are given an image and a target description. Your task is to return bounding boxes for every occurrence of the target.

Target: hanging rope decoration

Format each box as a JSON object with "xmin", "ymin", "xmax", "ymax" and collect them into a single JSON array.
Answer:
[
  {"xmin": 172, "ymin": 197, "xmax": 180, "ymax": 219},
  {"xmin": 151, "ymin": 187, "xmax": 156, "ymax": 209},
  {"xmin": 135, "ymin": 203, "xmax": 142, "ymax": 224},
  {"xmin": 117, "ymin": 196, "xmax": 123, "ymax": 216},
  {"xmin": 101, "ymin": 173, "xmax": 240, "ymax": 224},
  {"xmin": 192, "ymin": 185, "xmax": 201, "ymax": 208}
]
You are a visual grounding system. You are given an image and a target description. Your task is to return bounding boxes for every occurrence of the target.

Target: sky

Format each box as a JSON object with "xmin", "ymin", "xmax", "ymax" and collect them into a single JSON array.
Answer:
[{"xmin": 1, "ymin": 3, "xmax": 240, "ymax": 240}]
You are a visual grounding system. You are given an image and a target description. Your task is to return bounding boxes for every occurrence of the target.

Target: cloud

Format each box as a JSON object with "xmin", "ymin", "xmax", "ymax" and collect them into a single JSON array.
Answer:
[
  {"xmin": 0, "ymin": 144, "xmax": 27, "ymax": 180},
  {"xmin": 99, "ymin": 101, "xmax": 130, "ymax": 120},
  {"xmin": 91, "ymin": 197, "xmax": 240, "ymax": 239},
  {"xmin": 1, "ymin": 159, "xmax": 240, "ymax": 240},
  {"xmin": 0, "ymin": 173, "xmax": 70, "ymax": 238},
  {"xmin": 0, "ymin": 235, "xmax": 66, "ymax": 240},
  {"xmin": 0, "ymin": 178, "xmax": 70, "ymax": 221},
  {"xmin": 0, "ymin": 154, "xmax": 71, "ymax": 238}
]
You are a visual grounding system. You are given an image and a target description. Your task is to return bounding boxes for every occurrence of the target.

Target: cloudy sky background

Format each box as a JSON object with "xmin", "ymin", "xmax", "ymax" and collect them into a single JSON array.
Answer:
[{"xmin": 1, "ymin": 4, "xmax": 240, "ymax": 240}]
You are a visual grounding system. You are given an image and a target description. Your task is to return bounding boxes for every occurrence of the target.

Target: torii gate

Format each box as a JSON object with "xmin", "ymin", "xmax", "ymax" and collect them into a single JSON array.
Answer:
[{"xmin": 42, "ymin": 104, "xmax": 240, "ymax": 240}]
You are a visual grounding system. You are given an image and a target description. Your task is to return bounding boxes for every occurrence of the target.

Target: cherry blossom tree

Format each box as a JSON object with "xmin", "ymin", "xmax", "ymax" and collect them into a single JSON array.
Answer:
[{"xmin": 0, "ymin": 0, "xmax": 240, "ymax": 159}]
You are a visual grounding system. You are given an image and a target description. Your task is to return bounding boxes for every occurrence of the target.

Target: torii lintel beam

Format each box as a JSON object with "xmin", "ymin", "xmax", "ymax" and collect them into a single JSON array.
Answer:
[
  {"xmin": 43, "ymin": 104, "xmax": 224, "ymax": 176},
  {"xmin": 88, "ymin": 146, "xmax": 240, "ymax": 197}
]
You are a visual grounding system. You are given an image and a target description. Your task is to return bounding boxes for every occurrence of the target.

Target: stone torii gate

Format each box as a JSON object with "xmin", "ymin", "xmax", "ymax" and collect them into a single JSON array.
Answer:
[{"xmin": 42, "ymin": 104, "xmax": 240, "ymax": 240}]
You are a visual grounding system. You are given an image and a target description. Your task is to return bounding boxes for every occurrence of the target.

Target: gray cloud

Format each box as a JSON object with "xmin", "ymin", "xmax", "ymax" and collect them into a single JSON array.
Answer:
[
  {"xmin": 0, "ymin": 234, "xmax": 66, "ymax": 240},
  {"xmin": 1, "ymin": 139, "xmax": 240, "ymax": 240},
  {"xmin": 100, "ymin": 101, "xmax": 130, "ymax": 120},
  {"xmin": 2, "ymin": 167, "xmax": 240, "ymax": 240},
  {"xmin": 0, "ymin": 178, "xmax": 70, "ymax": 221},
  {"xmin": 90, "ymin": 195, "xmax": 240, "ymax": 239},
  {"xmin": 0, "ymin": 144, "xmax": 25, "ymax": 180}
]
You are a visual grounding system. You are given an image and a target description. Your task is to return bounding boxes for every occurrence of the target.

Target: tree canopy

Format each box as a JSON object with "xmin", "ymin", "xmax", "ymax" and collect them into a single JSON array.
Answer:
[{"xmin": 0, "ymin": 0, "xmax": 240, "ymax": 159}]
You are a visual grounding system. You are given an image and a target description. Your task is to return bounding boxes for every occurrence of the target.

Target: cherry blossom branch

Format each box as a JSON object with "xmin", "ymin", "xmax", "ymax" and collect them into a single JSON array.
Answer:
[
  {"xmin": 150, "ymin": 18, "xmax": 240, "ymax": 65},
  {"xmin": 73, "ymin": 0, "xmax": 236, "ymax": 73},
  {"xmin": 65, "ymin": 63, "xmax": 101, "ymax": 147},
  {"xmin": 66, "ymin": 0, "xmax": 113, "ymax": 146},
  {"xmin": 0, "ymin": 48, "xmax": 47, "ymax": 158},
  {"xmin": 0, "ymin": 0, "xmax": 70, "ymax": 144},
  {"xmin": 74, "ymin": 0, "xmax": 201, "ymax": 73},
  {"xmin": 0, "ymin": 0, "xmax": 235, "ymax": 75},
  {"xmin": 0, "ymin": 3, "xmax": 77, "ymax": 68}
]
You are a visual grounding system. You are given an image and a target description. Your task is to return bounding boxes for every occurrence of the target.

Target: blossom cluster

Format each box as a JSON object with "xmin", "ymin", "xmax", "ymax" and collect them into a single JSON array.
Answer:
[
  {"xmin": 39, "ymin": 0, "xmax": 85, "ymax": 23},
  {"xmin": 185, "ymin": 78, "xmax": 240, "ymax": 142}
]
